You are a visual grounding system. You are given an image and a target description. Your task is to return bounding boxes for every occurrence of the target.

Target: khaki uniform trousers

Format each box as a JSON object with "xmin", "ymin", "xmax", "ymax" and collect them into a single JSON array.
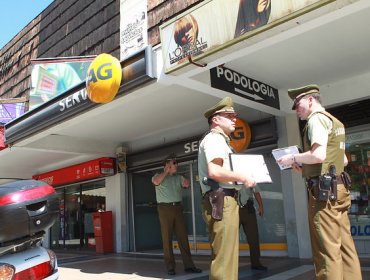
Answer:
[
  {"xmin": 308, "ymin": 183, "xmax": 362, "ymax": 280},
  {"xmin": 239, "ymin": 205, "xmax": 261, "ymax": 267},
  {"xmin": 157, "ymin": 204, "xmax": 194, "ymax": 271},
  {"xmin": 202, "ymin": 195, "xmax": 239, "ymax": 280}
]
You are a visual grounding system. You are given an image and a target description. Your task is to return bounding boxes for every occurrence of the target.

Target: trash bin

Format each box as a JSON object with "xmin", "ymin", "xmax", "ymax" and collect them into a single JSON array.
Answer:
[{"xmin": 92, "ymin": 211, "xmax": 113, "ymax": 253}]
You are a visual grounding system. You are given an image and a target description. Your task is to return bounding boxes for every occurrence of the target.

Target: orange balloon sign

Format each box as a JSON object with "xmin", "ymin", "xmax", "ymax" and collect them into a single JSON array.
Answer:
[
  {"xmin": 86, "ymin": 53, "xmax": 122, "ymax": 103},
  {"xmin": 230, "ymin": 118, "xmax": 251, "ymax": 152}
]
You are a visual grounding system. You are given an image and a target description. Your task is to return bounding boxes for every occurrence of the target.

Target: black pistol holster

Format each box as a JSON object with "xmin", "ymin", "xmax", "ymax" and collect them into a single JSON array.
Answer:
[
  {"xmin": 318, "ymin": 165, "xmax": 337, "ymax": 201},
  {"xmin": 340, "ymin": 171, "xmax": 352, "ymax": 188},
  {"xmin": 202, "ymin": 177, "xmax": 224, "ymax": 221},
  {"xmin": 245, "ymin": 199, "xmax": 256, "ymax": 214}
]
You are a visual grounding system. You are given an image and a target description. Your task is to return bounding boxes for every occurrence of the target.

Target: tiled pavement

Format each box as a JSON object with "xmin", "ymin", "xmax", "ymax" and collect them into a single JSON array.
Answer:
[{"xmin": 55, "ymin": 250, "xmax": 370, "ymax": 280}]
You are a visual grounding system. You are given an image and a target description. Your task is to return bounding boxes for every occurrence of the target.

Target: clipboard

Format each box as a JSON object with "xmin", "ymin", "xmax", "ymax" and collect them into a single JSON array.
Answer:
[{"xmin": 229, "ymin": 153, "xmax": 272, "ymax": 184}]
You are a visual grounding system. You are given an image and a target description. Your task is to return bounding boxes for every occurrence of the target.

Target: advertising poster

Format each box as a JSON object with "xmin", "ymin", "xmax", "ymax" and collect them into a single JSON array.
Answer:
[
  {"xmin": 120, "ymin": 0, "xmax": 148, "ymax": 60},
  {"xmin": 29, "ymin": 57, "xmax": 94, "ymax": 111},
  {"xmin": 160, "ymin": 0, "xmax": 327, "ymax": 73},
  {"xmin": 0, "ymin": 101, "xmax": 26, "ymax": 124}
]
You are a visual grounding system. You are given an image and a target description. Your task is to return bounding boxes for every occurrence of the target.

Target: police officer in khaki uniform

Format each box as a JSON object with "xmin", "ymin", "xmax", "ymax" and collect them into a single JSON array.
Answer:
[
  {"xmin": 152, "ymin": 154, "xmax": 202, "ymax": 276},
  {"xmin": 239, "ymin": 186, "xmax": 267, "ymax": 271},
  {"xmin": 198, "ymin": 97, "xmax": 256, "ymax": 280},
  {"xmin": 277, "ymin": 85, "xmax": 362, "ymax": 280}
]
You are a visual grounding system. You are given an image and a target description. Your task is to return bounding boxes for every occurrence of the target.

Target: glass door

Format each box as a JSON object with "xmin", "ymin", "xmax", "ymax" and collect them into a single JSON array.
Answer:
[
  {"xmin": 80, "ymin": 180, "xmax": 106, "ymax": 249},
  {"xmin": 50, "ymin": 188, "xmax": 65, "ymax": 248},
  {"xmin": 192, "ymin": 163, "xmax": 208, "ymax": 248},
  {"xmin": 130, "ymin": 161, "xmax": 199, "ymax": 252},
  {"xmin": 131, "ymin": 170, "xmax": 162, "ymax": 252},
  {"xmin": 177, "ymin": 162, "xmax": 198, "ymax": 250},
  {"xmin": 64, "ymin": 185, "xmax": 82, "ymax": 248}
]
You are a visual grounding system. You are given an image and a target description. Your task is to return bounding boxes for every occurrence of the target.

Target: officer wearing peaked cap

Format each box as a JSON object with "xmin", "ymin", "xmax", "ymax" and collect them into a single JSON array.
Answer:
[
  {"xmin": 203, "ymin": 96, "xmax": 235, "ymax": 119},
  {"xmin": 198, "ymin": 96, "xmax": 256, "ymax": 280},
  {"xmin": 288, "ymin": 84, "xmax": 320, "ymax": 110},
  {"xmin": 277, "ymin": 85, "xmax": 362, "ymax": 280},
  {"xmin": 288, "ymin": 84, "xmax": 319, "ymax": 99}
]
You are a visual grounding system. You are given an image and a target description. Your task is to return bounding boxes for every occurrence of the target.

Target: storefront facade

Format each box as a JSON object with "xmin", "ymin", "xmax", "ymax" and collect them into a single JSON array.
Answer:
[
  {"xmin": 126, "ymin": 117, "xmax": 288, "ymax": 255},
  {"xmin": 32, "ymin": 157, "xmax": 115, "ymax": 250},
  {"xmin": 51, "ymin": 179, "xmax": 106, "ymax": 250},
  {"xmin": 0, "ymin": 0, "xmax": 370, "ymax": 259}
]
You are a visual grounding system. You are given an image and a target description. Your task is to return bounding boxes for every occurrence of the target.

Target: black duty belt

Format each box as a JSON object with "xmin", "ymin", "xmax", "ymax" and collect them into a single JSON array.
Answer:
[
  {"xmin": 222, "ymin": 188, "xmax": 238, "ymax": 197},
  {"xmin": 158, "ymin": 202, "xmax": 181, "ymax": 206},
  {"xmin": 306, "ymin": 175, "xmax": 344, "ymax": 186}
]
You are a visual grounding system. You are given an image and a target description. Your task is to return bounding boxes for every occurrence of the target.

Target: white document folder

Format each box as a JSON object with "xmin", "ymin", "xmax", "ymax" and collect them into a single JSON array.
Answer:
[{"xmin": 229, "ymin": 153, "xmax": 272, "ymax": 184}]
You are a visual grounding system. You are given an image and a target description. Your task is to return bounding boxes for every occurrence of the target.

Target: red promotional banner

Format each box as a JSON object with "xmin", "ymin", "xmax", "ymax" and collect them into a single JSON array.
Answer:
[
  {"xmin": 33, "ymin": 157, "xmax": 116, "ymax": 186},
  {"xmin": 0, "ymin": 126, "xmax": 7, "ymax": 151}
]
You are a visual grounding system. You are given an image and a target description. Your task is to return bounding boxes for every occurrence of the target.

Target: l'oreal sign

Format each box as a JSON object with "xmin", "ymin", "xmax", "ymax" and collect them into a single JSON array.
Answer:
[{"xmin": 160, "ymin": 0, "xmax": 334, "ymax": 73}]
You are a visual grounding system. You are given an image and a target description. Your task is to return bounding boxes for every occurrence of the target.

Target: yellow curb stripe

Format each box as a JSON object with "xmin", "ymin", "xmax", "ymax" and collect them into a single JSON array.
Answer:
[{"xmin": 173, "ymin": 242, "xmax": 288, "ymax": 251}]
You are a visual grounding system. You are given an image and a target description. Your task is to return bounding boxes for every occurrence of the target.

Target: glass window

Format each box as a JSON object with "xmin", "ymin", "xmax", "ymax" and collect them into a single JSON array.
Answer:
[
  {"xmin": 130, "ymin": 156, "xmax": 287, "ymax": 254},
  {"xmin": 252, "ymin": 152, "xmax": 286, "ymax": 244},
  {"xmin": 49, "ymin": 180, "xmax": 106, "ymax": 250},
  {"xmin": 346, "ymin": 142, "xmax": 370, "ymax": 238}
]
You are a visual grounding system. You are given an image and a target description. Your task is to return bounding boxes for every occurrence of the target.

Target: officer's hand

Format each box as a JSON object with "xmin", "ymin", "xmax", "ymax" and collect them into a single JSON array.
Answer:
[
  {"xmin": 291, "ymin": 163, "xmax": 302, "ymax": 173},
  {"xmin": 258, "ymin": 207, "xmax": 264, "ymax": 216},
  {"xmin": 242, "ymin": 175, "xmax": 256, "ymax": 188},
  {"xmin": 181, "ymin": 176, "xmax": 190, "ymax": 188},
  {"xmin": 164, "ymin": 164, "xmax": 170, "ymax": 174},
  {"xmin": 277, "ymin": 154, "xmax": 295, "ymax": 166}
]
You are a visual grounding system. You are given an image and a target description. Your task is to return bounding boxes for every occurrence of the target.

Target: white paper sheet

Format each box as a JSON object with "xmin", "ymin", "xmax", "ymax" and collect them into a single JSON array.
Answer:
[
  {"xmin": 272, "ymin": 146, "xmax": 300, "ymax": 170},
  {"xmin": 229, "ymin": 154, "xmax": 272, "ymax": 184}
]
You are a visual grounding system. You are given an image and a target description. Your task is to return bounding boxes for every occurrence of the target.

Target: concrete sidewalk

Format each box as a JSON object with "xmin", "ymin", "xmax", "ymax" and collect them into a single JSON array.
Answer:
[{"xmin": 56, "ymin": 250, "xmax": 370, "ymax": 280}]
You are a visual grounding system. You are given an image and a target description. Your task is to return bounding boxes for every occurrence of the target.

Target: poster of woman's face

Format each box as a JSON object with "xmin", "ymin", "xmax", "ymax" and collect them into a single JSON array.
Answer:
[
  {"xmin": 160, "ymin": 0, "xmax": 325, "ymax": 72},
  {"xmin": 234, "ymin": 0, "xmax": 272, "ymax": 37},
  {"xmin": 173, "ymin": 14, "xmax": 199, "ymax": 49}
]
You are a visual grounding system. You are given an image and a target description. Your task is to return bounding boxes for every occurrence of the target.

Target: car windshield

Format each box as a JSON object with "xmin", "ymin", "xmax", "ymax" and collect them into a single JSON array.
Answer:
[{"xmin": 0, "ymin": 178, "xmax": 25, "ymax": 186}]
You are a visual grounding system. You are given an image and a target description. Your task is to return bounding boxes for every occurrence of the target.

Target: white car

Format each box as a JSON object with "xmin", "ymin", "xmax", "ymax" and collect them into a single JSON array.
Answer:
[
  {"xmin": 0, "ymin": 178, "xmax": 59, "ymax": 279},
  {"xmin": 0, "ymin": 234, "xmax": 59, "ymax": 280}
]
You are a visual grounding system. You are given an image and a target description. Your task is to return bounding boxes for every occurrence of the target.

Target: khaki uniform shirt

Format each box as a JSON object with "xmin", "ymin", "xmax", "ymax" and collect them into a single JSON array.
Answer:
[
  {"xmin": 198, "ymin": 129, "xmax": 237, "ymax": 194},
  {"xmin": 152, "ymin": 174, "xmax": 183, "ymax": 203},
  {"xmin": 239, "ymin": 185, "xmax": 261, "ymax": 206},
  {"xmin": 306, "ymin": 109, "xmax": 332, "ymax": 148}
]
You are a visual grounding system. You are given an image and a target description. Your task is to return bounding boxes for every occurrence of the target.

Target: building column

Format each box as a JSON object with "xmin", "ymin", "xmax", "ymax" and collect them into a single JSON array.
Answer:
[
  {"xmin": 105, "ymin": 172, "xmax": 128, "ymax": 253},
  {"xmin": 277, "ymin": 114, "xmax": 312, "ymax": 259}
]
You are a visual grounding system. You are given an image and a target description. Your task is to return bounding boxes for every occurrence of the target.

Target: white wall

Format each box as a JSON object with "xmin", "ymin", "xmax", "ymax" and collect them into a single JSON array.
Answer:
[
  {"xmin": 322, "ymin": 71, "xmax": 370, "ymax": 107},
  {"xmin": 106, "ymin": 173, "xmax": 128, "ymax": 253}
]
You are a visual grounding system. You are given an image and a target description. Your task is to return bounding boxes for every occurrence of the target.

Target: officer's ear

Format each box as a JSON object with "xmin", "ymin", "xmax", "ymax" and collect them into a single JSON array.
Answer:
[{"xmin": 211, "ymin": 114, "xmax": 220, "ymax": 124}]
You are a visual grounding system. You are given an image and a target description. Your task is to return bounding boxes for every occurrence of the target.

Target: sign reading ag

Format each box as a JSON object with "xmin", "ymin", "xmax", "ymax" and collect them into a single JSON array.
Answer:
[
  {"xmin": 230, "ymin": 118, "xmax": 251, "ymax": 152},
  {"xmin": 86, "ymin": 53, "xmax": 122, "ymax": 103}
]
